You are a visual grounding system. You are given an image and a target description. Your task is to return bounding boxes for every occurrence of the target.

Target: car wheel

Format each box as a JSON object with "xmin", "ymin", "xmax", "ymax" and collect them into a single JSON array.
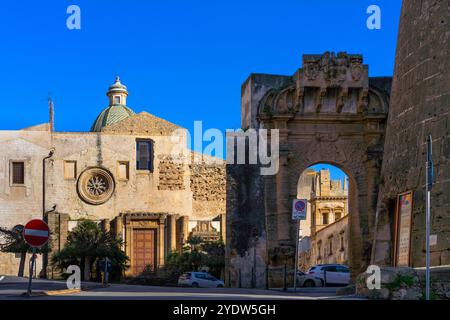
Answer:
[
  {"xmin": 304, "ymin": 280, "xmax": 316, "ymax": 287},
  {"xmin": 191, "ymin": 282, "xmax": 199, "ymax": 288}
]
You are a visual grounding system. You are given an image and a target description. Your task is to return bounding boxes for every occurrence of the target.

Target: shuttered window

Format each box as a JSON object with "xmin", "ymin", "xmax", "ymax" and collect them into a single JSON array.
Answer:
[
  {"xmin": 12, "ymin": 162, "xmax": 25, "ymax": 185},
  {"xmin": 136, "ymin": 140, "xmax": 153, "ymax": 171}
]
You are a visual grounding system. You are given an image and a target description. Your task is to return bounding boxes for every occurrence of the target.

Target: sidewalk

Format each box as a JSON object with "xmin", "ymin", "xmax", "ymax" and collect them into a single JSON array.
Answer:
[{"xmin": 0, "ymin": 276, "xmax": 105, "ymax": 297}]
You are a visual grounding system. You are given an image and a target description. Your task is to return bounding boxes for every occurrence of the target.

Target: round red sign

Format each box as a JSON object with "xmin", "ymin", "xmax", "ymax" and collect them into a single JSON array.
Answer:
[
  {"xmin": 23, "ymin": 219, "xmax": 50, "ymax": 248},
  {"xmin": 295, "ymin": 200, "xmax": 306, "ymax": 212}
]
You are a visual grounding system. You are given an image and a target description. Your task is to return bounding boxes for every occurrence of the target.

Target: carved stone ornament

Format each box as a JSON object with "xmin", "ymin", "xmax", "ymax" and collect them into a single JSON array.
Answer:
[
  {"xmin": 304, "ymin": 62, "xmax": 320, "ymax": 80},
  {"xmin": 351, "ymin": 63, "xmax": 363, "ymax": 81},
  {"xmin": 322, "ymin": 52, "xmax": 348, "ymax": 87},
  {"xmin": 77, "ymin": 167, "xmax": 115, "ymax": 205}
]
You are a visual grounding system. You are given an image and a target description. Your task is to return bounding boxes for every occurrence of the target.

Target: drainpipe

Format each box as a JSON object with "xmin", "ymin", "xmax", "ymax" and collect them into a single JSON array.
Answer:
[{"xmin": 41, "ymin": 149, "xmax": 55, "ymax": 278}]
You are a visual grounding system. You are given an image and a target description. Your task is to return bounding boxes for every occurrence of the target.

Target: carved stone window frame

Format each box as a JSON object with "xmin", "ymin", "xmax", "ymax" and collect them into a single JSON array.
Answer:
[{"xmin": 77, "ymin": 167, "xmax": 115, "ymax": 205}]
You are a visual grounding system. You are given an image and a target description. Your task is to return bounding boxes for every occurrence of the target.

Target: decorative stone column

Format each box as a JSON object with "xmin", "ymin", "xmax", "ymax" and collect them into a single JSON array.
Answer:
[
  {"xmin": 158, "ymin": 216, "xmax": 166, "ymax": 268},
  {"xmin": 177, "ymin": 215, "xmax": 190, "ymax": 251},
  {"xmin": 168, "ymin": 214, "xmax": 177, "ymax": 251}
]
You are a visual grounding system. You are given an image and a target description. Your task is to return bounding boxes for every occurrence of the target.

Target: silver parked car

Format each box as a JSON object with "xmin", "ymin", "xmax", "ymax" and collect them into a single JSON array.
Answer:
[
  {"xmin": 307, "ymin": 264, "xmax": 350, "ymax": 286},
  {"xmin": 296, "ymin": 271, "xmax": 324, "ymax": 287},
  {"xmin": 178, "ymin": 272, "xmax": 225, "ymax": 288}
]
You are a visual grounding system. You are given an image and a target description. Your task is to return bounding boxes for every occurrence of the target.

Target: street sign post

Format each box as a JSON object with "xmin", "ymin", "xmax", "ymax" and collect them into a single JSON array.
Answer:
[
  {"xmin": 23, "ymin": 219, "xmax": 50, "ymax": 296},
  {"xmin": 425, "ymin": 135, "xmax": 434, "ymax": 300},
  {"xmin": 100, "ymin": 258, "xmax": 113, "ymax": 286},
  {"xmin": 292, "ymin": 199, "xmax": 307, "ymax": 292}
]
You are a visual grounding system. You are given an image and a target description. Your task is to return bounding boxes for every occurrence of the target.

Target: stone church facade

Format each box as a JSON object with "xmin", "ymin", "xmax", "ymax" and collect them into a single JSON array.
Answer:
[{"xmin": 0, "ymin": 77, "xmax": 226, "ymax": 277}]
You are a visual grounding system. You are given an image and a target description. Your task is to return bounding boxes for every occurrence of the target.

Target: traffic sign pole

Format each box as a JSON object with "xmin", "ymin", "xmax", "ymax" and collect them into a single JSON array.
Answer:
[
  {"xmin": 27, "ymin": 247, "xmax": 36, "ymax": 296},
  {"xmin": 292, "ymin": 199, "xmax": 307, "ymax": 293},
  {"xmin": 294, "ymin": 220, "xmax": 300, "ymax": 292},
  {"xmin": 426, "ymin": 135, "xmax": 433, "ymax": 301}
]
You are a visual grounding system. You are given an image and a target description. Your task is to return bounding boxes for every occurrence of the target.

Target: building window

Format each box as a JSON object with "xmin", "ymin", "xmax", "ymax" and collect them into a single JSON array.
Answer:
[
  {"xmin": 114, "ymin": 96, "xmax": 121, "ymax": 104},
  {"xmin": 340, "ymin": 232, "xmax": 345, "ymax": 251},
  {"xmin": 136, "ymin": 140, "xmax": 153, "ymax": 171},
  {"xmin": 317, "ymin": 241, "xmax": 322, "ymax": 259},
  {"xmin": 118, "ymin": 161, "xmax": 130, "ymax": 180},
  {"xmin": 322, "ymin": 211, "xmax": 329, "ymax": 225},
  {"xmin": 11, "ymin": 162, "xmax": 25, "ymax": 185},
  {"xmin": 64, "ymin": 161, "xmax": 77, "ymax": 180},
  {"xmin": 335, "ymin": 211, "xmax": 342, "ymax": 221},
  {"xmin": 328, "ymin": 237, "xmax": 333, "ymax": 256}
]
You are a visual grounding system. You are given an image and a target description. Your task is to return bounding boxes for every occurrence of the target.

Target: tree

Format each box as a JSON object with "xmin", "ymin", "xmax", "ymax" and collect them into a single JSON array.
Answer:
[
  {"xmin": 52, "ymin": 220, "xmax": 128, "ymax": 281},
  {"xmin": 0, "ymin": 225, "xmax": 50, "ymax": 277},
  {"xmin": 164, "ymin": 238, "xmax": 225, "ymax": 280}
]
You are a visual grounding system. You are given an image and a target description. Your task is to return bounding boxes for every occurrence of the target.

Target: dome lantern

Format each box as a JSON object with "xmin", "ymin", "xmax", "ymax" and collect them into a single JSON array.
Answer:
[{"xmin": 107, "ymin": 76, "xmax": 128, "ymax": 106}]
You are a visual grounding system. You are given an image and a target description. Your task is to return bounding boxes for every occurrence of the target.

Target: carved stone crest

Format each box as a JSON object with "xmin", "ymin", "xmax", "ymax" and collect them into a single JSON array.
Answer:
[
  {"xmin": 322, "ymin": 52, "xmax": 348, "ymax": 87},
  {"xmin": 304, "ymin": 62, "xmax": 320, "ymax": 80}
]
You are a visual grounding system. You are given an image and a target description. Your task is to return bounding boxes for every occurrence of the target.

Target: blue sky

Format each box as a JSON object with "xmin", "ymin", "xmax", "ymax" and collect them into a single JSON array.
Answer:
[{"xmin": 0, "ymin": 0, "xmax": 402, "ymax": 180}]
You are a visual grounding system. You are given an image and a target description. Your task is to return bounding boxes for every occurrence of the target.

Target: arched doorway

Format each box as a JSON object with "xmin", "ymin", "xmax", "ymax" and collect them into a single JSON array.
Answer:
[{"xmin": 297, "ymin": 164, "xmax": 350, "ymax": 273}]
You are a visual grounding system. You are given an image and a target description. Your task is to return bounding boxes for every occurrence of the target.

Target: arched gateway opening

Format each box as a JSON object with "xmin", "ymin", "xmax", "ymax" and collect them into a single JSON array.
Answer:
[
  {"xmin": 297, "ymin": 164, "xmax": 351, "ymax": 273},
  {"xmin": 226, "ymin": 52, "xmax": 391, "ymax": 288}
]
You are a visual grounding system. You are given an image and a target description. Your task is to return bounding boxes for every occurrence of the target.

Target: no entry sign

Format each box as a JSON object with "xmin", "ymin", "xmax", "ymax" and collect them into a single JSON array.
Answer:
[{"xmin": 23, "ymin": 219, "xmax": 50, "ymax": 248}]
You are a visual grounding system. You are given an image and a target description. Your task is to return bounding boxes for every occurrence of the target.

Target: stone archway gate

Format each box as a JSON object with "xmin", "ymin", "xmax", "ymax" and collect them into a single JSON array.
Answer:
[{"xmin": 226, "ymin": 52, "xmax": 391, "ymax": 288}]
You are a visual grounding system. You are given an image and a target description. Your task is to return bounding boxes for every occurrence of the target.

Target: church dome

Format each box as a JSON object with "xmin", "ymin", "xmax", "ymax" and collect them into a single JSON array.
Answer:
[{"xmin": 91, "ymin": 76, "xmax": 136, "ymax": 132}]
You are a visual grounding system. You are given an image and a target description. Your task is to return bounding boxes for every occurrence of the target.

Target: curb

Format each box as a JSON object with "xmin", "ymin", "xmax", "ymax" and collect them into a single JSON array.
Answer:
[{"xmin": 20, "ymin": 284, "xmax": 108, "ymax": 298}]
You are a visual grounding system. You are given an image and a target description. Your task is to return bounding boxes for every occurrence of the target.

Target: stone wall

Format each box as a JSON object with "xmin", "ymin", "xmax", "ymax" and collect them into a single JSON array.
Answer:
[
  {"xmin": 158, "ymin": 156, "xmax": 185, "ymax": 191},
  {"xmin": 190, "ymin": 152, "xmax": 226, "ymax": 221},
  {"xmin": 372, "ymin": 0, "xmax": 450, "ymax": 267},
  {"xmin": 0, "ymin": 130, "xmax": 51, "ymax": 276},
  {"xmin": 356, "ymin": 266, "xmax": 450, "ymax": 300},
  {"xmin": 225, "ymin": 160, "xmax": 267, "ymax": 288}
]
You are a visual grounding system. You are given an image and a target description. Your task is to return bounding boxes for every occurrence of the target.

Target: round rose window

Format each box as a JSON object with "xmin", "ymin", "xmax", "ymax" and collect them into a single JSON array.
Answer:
[{"xmin": 77, "ymin": 167, "xmax": 115, "ymax": 205}]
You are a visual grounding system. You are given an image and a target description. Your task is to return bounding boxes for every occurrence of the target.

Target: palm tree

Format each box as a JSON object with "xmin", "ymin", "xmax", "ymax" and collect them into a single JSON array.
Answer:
[{"xmin": 52, "ymin": 220, "xmax": 128, "ymax": 281}]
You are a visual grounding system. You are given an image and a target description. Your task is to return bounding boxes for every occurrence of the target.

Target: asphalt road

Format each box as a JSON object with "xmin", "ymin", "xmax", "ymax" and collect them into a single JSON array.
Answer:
[{"xmin": 0, "ymin": 276, "xmax": 357, "ymax": 300}]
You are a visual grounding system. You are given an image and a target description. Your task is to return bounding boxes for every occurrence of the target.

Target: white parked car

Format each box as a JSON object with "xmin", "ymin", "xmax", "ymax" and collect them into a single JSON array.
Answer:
[
  {"xmin": 178, "ymin": 272, "xmax": 225, "ymax": 288},
  {"xmin": 296, "ymin": 271, "xmax": 324, "ymax": 287},
  {"xmin": 307, "ymin": 264, "xmax": 350, "ymax": 286}
]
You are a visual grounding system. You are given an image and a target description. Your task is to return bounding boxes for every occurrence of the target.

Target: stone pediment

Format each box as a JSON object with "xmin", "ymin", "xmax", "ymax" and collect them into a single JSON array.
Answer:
[
  {"xmin": 101, "ymin": 111, "xmax": 182, "ymax": 136},
  {"xmin": 258, "ymin": 52, "xmax": 389, "ymax": 117}
]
